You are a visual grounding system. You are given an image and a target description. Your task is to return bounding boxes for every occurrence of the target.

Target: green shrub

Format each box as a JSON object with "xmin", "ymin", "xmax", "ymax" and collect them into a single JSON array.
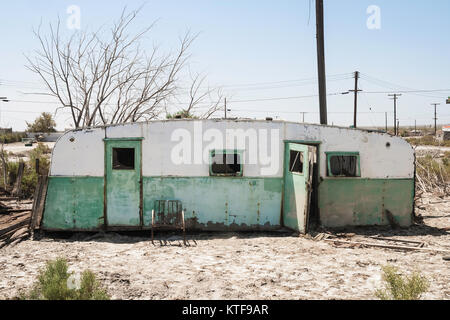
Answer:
[
  {"xmin": 29, "ymin": 142, "xmax": 52, "ymax": 157},
  {"xmin": 18, "ymin": 258, "xmax": 110, "ymax": 300},
  {"xmin": 0, "ymin": 142, "xmax": 52, "ymax": 197},
  {"xmin": 20, "ymin": 169, "xmax": 38, "ymax": 198},
  {"xmin": 77, "ymin": 270, "xmax": 111, "ymax": 300},
  {"xmin": 6, "ymin": 161, "xmax": 19, "ymax": 186},
  {"xmin": 0, "ymin": 132, "xmax": 27, "ymax": 144},
  {"xmin": 375, "ymin": 265, "xmax": 429, "ymax": 300}
]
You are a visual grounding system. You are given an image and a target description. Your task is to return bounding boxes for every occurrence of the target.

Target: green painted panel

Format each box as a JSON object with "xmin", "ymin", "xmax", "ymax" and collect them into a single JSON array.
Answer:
[
  {"xmin": 105, "ymin": 140, "xmax": 141, "ymax": 226},
  {"xmin": 318, "ymin": 178, "xmax": 414, "ymax": 227},
  {"xmin": 283, "ymin": 143, "xmax": 309, "ymax": 233},
  {"xmin": 41, "ymin": 176, "xmax": 414, "ymax": 231},
  {"xmin": 142, "ymin": 177, "xmax": 283, "ymax": 230},
  {"xmin": 42, "ymin": 177, "xmax": 104, "ymax": 230}
]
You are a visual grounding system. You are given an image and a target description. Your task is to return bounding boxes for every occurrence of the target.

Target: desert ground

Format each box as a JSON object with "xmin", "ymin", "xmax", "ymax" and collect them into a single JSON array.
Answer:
[
  {"xmin": 0, "ymin": 192, "xmax": 449, "ymax": 300},
  {"xmin": 3, "ymin": 142, "xmax": 55, "ymax": 163}
]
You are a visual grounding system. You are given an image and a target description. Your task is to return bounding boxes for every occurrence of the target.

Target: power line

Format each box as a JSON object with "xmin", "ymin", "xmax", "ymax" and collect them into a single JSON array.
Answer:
[
  {"xmin": 1, "ymin": 73, "xmax": 353, "ymax": 91},
  {"xmin": 230, "ymin": 109, "xmax": 391, "ymax": 114},
  {"xmin": 362, "ymin": 89, "xmax": 450, "ymax": 94},
  {"xmin": 5, "ymin": 92, "xmax": 339, "ymax": 106},
  {"xmin": 359, "ymin": 73, "xmax": 449, "ymax": 99}
]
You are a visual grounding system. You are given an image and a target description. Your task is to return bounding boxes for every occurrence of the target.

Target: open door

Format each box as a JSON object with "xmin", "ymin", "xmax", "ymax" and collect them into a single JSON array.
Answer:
[
  {"xmin": 105, "ymin": 139, "xmax": 142, "ymax": 227},
  {"xmin": 282, "ymin": 143, "xmax": 317, "ymax": 233}
]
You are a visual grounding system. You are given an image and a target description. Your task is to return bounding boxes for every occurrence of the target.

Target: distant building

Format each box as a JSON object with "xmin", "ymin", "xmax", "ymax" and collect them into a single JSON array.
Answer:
[
  {"xmin": 443, "ymin": 126, "xmax": 450, "ymax": 141},
  {"xmin": 26, "ymin": 132, "xmax": 64, "ymax": 142},
  {"xmin": 0, "ymin": 128, "xmax": 13, "ymax": 134},
  {"xmin": 407, "ymin": 130, "xmax": 422, "ymax": 137}
]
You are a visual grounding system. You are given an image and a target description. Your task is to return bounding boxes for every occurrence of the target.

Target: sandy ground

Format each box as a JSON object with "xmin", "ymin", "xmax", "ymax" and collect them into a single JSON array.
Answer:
[
  {"xmin": 415, "ymin": 145, "xmax": 450, "ymax": 153},
  {"xmin": 3, "ymin": 142, "xmax": 55, "ymax": 154},
  {"xmin": 0, "ymin": 194, "xmax": 449, "ymax": 300}
]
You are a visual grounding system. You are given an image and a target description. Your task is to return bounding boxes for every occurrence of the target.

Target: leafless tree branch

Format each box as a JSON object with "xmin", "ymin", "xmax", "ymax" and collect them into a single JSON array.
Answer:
[{"xmin": 25, "ymin": 7, "xmax": 198, "ymax": 128}]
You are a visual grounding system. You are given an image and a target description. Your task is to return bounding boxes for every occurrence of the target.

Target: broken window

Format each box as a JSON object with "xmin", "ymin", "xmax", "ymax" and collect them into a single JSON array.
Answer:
[
  {"xmin": 210, "ymin": 151, "xmax": 242, "ymax": 176},
  {"xmin": 112, "ymin": 148, "xmax": 135, "ymax": 170},
  {"xmin": 289, "ymin": 150, "xmax": 304, "ymax": 174},
  {"xmin": 327, "ymin": 153, "xmax": 360, "ymax": 177}
]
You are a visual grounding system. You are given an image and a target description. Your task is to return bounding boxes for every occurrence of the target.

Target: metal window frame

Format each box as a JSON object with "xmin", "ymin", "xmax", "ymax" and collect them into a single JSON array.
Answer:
[
  {"xmin": 289, "ymin": 150, "xmax": 305, "ymax": 176},
  {"xmin": 325, "ymin": 151, "xmax": 361, "ymax": 177},
  {"xmin": 209, "ymin": 149, "xmax": 244, "ymax": 177},
  {"xmin": 112, "ymin": 147, "xmax": 136, "ymax": 170}
]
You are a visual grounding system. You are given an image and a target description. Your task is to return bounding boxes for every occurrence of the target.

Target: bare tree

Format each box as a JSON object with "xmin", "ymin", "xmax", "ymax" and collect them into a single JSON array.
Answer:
[
  {"xmin": 26, "ymin": 8, "xmax": 198, "ymax": 128},
  {"xmin": 167, "ymin": 71, "xmax": 223, "ymax": 119}
]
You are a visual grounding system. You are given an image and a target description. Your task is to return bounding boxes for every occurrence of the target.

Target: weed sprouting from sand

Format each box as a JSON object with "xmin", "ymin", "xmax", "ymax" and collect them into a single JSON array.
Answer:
[
  {"xmin": 17, "ymin": 257, "xmax": 110, "ymax": 300},
  {"xmin": 375, "ymin": 265, "xmax": 429, "ymax": 300}
]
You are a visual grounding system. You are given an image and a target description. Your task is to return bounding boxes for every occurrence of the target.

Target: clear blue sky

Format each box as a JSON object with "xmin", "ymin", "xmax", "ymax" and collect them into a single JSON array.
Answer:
[{"xmin": 0, "ymin": 0, "xmax": 449, "ymax": 130}]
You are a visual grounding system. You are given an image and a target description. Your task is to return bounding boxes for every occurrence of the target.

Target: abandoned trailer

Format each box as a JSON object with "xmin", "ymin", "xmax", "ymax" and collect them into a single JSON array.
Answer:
[{"xmin": 38, "ymin": 119, "xmax": 415, "ymax": 233}]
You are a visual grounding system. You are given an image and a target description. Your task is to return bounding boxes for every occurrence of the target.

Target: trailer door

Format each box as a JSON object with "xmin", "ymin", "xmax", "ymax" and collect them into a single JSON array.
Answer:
[
  {"xmin": 283, "ymin": 143, "xmax": 316, "ymax": 233},
  {"xmin": 105, "ymin": 139, "xmax": 142, "ymax": 227}
]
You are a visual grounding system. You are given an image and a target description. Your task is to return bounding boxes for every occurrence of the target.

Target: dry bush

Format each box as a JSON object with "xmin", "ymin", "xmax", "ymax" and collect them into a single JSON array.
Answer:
[
  {"xmin": 406, "ymin": 136, "xmax": 450, "ymax": 147},
  {"xmin": 416, "ymin": 153, "xmax": 450, "ymax": 196}
]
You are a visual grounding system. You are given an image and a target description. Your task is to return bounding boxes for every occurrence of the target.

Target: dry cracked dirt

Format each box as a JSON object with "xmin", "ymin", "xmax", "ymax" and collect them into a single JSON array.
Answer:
[{"xmin": 0, "ymin": 193, "xmax": 449, "ymax": 300}]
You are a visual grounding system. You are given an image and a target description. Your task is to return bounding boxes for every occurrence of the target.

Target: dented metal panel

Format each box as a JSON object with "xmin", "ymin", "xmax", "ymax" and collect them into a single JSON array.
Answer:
[{"xmin": 318, "ymin": 178, "xmax": 414, "ymax": 227}]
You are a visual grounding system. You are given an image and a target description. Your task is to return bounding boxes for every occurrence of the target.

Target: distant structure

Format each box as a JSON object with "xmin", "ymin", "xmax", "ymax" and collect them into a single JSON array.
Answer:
[
  {"xmin": 443, "ymin": 125, "xmax": 450, "ymax": 141},
  {"xmin": 0, "ymin": 128, "xmax": 12, "ymax": 134},
  {"xmin": 26, "ymin": 132, "xmax": 64, "ymax": 142},
  {"xmin": 406, "ymin": 130, "xmax": 422, "ymax": 137}
]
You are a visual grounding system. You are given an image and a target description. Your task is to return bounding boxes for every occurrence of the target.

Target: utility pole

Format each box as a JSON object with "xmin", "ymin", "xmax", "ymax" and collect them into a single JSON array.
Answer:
[
  {"xmin": 349, "ymin": 71, "xmax": 362, "ymax": 128},
  {"xmin": 385, "ymin": 112, "xmax": 388, "ymax": 133},
  {"xmin": 316, "ymin": 0, "xmax": 327, "ymax": 125},
  {"xmin": 388, "ymin": 94, "xmax": 401, "ymax": 135},
  {"xmin": 431, "ymin": 103, "xmax": 440, "ymax": 136},
  {"xmin": 224, "ymin": 98, "xmax": 227, "ymax": 119},
  {"xmin": 0, "ymin": 97, "xmax": 9, "ymax": 128},
  {"xmin": 300, "ymin": 112, "xmax": 306, "ymax": 123},
  {"xmin": 433, "ymin": 104, "xmax": 438, "ymax": 135},
  {"xmin": 415, "ymin": 120, "xmax": 417, "ymax": 135}
]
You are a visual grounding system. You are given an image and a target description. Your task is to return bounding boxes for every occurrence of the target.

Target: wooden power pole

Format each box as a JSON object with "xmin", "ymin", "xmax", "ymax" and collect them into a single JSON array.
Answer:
[
  {"xmin": 431, "ymin": 103, "xmax": 440, "ymax": 136},
  {"xmin": 349, "ymin": 71, "xmax": 362, "ymax": 128},
  {"xmin": 388, "ymin": 94, "xmax": 401, "ymax": 135},
  {"xmin": 385, "ymin": 112, "xmax": 388, "ymax": 133},
  {"xmin": 316, "ymin": 0, "xmax": 327, "ymax": 125},
  {"xmin": 224, "ymin": 98, "xmax": 227, "ymax": 119},
  {"xmin": 300, "ymin": 112, "xmax": 306, "ymax": 123}
]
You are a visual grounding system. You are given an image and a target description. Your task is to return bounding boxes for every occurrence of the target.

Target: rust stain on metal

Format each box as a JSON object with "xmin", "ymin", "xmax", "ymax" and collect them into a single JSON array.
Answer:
[{"xmin": 257, "ymin": 202, "xmax": 261, "ymax": 227}]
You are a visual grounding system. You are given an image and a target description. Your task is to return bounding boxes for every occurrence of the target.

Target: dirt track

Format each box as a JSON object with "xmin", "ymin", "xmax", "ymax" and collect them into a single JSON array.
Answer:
[{"xmin": 0, "ymin": 194, "xmax": 449, "ymax": 300}]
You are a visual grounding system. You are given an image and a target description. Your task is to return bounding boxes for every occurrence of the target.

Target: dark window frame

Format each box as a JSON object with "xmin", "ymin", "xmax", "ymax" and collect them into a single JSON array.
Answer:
[
  {"xmin": 209, "ymin": 149, "xmax": 243, "ymax": 177},
  {"xmin": 326, "ymin": 152, "xmax": 361, "ymax": 177},
  {"xmin": 289, "ymin": 150, "xmax": 304, "ymax": 175},
  {"xmin": 112, "ymin": 147, "xmax": 135, "ymax": 170}
]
